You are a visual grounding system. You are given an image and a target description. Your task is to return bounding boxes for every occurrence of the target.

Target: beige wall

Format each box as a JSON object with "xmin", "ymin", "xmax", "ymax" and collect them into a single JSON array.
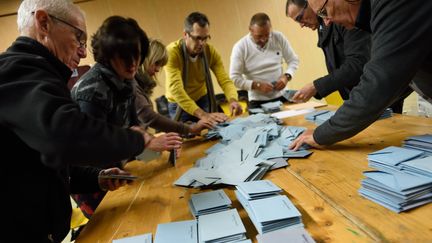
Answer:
[{"xmin": 0, "ymin": 0, "xmax": 332, "ymax": 104}]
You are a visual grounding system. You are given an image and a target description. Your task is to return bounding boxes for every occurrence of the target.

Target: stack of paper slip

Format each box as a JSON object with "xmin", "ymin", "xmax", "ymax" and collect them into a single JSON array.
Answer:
[
  {"xmin": 236, "ymin": 192, "xmax": 303, "ymax": 234},
  {"xmin": 304, "ymin": 110, "xmax": 335, "ymax": 125},
  {"xmin": 198, "ymin": 208, "xmax": 247, "ymax": 243},
  {"xmin": 378, "ymin": 108, "xmax": 393, "ymax": 120},
  {"xmin": 401, "ymin": 156, "xmax": 432, "ymax": 177},
  {"xmin": 403, "ymin": 134, "xmax": 432, "ymax": 156},
  {"xmin": 188, "ymin": 189, "xmax": 232, "ymax": 217},
  {"xmin": 154, "ymin": 220, "xmax": 197, "ymax": 243},
  {"xmin": 367, "ymin": 146, "xmax": 425, "ymax": 172},
  {"xmin": 256, "ymin": 227, "xmax": 315, "ymax": 243},
  {"xmin": 113, "ymin": 233, "xmax": 152, "ymax": 243},
  {"xmin": 359, "ymin": 170, "xmax": 432, "ymax": 213},
  {"xmin": 261, "ymin": 101, "xmax": 283, "ymax": 113},
  {"xmin": 236, "ymin": 180, "xmax": 282, "ymax": 200}
]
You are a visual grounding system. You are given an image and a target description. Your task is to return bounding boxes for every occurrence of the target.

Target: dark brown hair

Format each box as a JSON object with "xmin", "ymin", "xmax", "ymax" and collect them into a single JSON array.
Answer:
[{"xmin": 91, "ymin": 16, "xmax": 149, "ymax": 68}]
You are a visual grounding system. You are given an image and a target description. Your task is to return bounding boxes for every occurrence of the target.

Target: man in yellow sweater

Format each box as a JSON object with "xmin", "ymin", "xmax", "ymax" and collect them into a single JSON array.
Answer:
[{"xmin": 165, "ymin": 12, "xmax": 243, "ymax": 124}]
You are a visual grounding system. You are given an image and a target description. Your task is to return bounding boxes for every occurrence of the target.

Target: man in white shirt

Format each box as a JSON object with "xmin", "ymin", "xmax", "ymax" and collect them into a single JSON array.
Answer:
[{"xmin": 230, "ymin": 12, "xmax": 299, "ymax": 108}]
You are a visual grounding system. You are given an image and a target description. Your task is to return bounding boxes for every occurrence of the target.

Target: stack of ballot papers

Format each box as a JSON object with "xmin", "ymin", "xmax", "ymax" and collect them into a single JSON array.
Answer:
[
  {"xmin": 236, "ymin": 180, "xmax": 282, "ymax": 200},
  {"xmin": 359, "ymin": 170, "xmax": 432, "ymax": 213},
  {"xmin": 236, "ymin": 191, "xmax": 303, "ymax": 234},
  {"xmin": 304, "ymin": 110, "xmax": 335, "ymax": 125},
  {"xmin": 113, "ymin": 233, "xmax": 152, "ymax": 243},
  {"xmin": 175, "ymin": 114, "xmax": 312, "ymax": 188},
  {"xmin": 367, "ymin": 146, "xmax": 425, "ymax": 172},
  {"xmin": 256, "ymin": 227, "xmax": 315, "ymax": 243},
  {"xmin": 189, "ymin": 189, "xmax": 232, "ymax": 217},
  {"xmin": 261, "ymin": 101, "xmax": 283, "ymax": 113},
  {"xmin": 154, "ymin": 220, "xmax": 197, "ymax": 243},
  {"xmin": 378, "ymin": 108, "xmax": 393, "ymax": 119},
  {"xmin": 401, "ymin": 156, "xmax": 432, "ymax": 177},
  {"xmin": 198, "ymin": 208, "xmax": 248, "ymax": 243},
  {"xmin": 403, "ymin": 134, "xmax": 432, "ymax": 156}
]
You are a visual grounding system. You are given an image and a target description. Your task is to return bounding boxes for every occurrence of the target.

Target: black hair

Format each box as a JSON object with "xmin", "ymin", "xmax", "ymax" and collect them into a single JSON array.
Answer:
[
  {"xmin": 91, "ymin": 16, "xmax": 149, "ymax": 68},
  {"xmin": 184, "ymin": 12, "xmax": 209, "ymax": 33},
  {"xmin": 285, "ymin": 0, "xmax": 308, "ymax": 16},
  {"xmin": 250, "ymin": 13, "xmax": 271, "ymax": 27}
]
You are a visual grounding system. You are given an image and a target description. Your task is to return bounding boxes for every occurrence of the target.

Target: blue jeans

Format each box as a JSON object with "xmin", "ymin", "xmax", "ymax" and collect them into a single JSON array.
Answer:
[{"xmin": 168, "ymin": 95, "xmax": 209, "ymax": 122}]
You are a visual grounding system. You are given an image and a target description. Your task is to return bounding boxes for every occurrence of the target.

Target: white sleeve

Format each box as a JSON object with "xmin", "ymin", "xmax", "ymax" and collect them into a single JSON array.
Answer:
[
  {"xmin": 278, "ymin": 32, "xmax": 299, "ymax": 77},
  {"xmin": 229, "ymin": 41, "xmax": 253, "ymax": 90}
]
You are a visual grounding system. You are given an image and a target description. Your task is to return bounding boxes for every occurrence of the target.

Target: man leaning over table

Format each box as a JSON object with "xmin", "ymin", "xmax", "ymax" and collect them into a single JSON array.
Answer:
[
  {"xmin": 290, "ymin": 0, "xmax": 432, "ymax": 150},
  {"xmin": 230, "ymin": 12, "xmax": 299, "ymax": 109},
  {"xmin": 165, "ymin": 12, "xmax": 243, "ymax": 124}
]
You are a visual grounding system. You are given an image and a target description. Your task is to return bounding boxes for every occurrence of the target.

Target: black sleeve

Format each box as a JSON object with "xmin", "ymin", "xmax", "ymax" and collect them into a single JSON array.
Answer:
[
  {"xmin": 69, "ymin": 166, "xmax": 102, "ymax": 193},
  {"xmin": 314, "ymin": 26, "xmax": 371, "ymax": 98},
  {"xmin": 314, "ymin": 0, "xmax": 432, "ymax": 145},
  {"xmin": 76, "ymin": 100, "xmax": 108, "ymax": 121},
  {"xmin": 0, "ymin": 61, "xmax": 144, "ymax": 169}
]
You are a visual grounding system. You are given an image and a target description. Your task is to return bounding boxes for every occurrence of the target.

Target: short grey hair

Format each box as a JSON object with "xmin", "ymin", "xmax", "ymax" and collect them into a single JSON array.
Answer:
[{"xmin": 17, "ymin": 0, "xmax": 83, "ymax": 34}]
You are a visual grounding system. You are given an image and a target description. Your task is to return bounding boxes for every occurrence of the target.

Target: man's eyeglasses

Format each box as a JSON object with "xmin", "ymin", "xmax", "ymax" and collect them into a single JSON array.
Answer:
[
  {"xmin": 31, "ymin": 11, "xmax": 87, "ymax": 49},
  {"xmin": 188, "ymin": 33, "xmax": 211, "ymax": 43},
  {"xmin": 317, "ymin": 0, "xmax": 329, "ymax": 18},
  {"xmin": 295, "ymin": 1, "xmax": 308, "ymax": 23}
]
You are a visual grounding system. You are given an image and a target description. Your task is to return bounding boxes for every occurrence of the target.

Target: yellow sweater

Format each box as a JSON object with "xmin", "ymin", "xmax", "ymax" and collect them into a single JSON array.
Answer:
[{"xmin": 165, "ymin": 39, "xmax": 238, "ymax": 115}]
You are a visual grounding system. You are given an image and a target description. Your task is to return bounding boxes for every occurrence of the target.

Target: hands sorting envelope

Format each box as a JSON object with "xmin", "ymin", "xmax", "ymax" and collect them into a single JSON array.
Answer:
[
  {"xmin": 176, "ymin": 114, "xmax": 312, "ymax": 188},
  {"xmin": 359, "ymin": 141, "xmax": 432, "ymax": 213}
]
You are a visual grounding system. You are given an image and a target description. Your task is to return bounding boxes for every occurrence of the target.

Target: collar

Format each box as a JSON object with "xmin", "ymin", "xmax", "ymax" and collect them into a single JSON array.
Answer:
[
  {"xmin": 355, "ymin": 0, "xmax": 372, "ymax": 33},
  {"xmin": 248, "ymin": 32, "xmax": 273, "ymax": 51},
  {"xmin": 95, "ymin": 63, "xmax": 133, "ymax": 91},
  {"xmin": 8, "ymin": 36, "xmax": 72, "ymax": 82}
]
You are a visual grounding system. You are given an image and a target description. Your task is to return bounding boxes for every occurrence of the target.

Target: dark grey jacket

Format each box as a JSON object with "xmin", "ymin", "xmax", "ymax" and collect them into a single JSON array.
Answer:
[
  {"xmin": 0, "ymin": 37, "xmax": 144, "ymax": 242},
  {"xmin": 314, "ymin": 0, "xmax": 432, "ymax": 145},
  {"xmin": 314, "ymin": 21, "xmax": 371, "ymax": 100}
]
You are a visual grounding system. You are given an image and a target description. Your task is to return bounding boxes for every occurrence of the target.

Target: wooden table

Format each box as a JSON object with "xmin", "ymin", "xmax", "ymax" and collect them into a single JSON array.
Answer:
[{"xmin": 76, "ymin": 112, "xmax": 432, "ymax": 243}]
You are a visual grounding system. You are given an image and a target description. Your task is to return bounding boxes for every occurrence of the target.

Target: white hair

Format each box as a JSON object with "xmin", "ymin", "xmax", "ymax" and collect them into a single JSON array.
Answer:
[{"xmin": 17, "ymin": 0, "xmax": 83, "ymax": 34}]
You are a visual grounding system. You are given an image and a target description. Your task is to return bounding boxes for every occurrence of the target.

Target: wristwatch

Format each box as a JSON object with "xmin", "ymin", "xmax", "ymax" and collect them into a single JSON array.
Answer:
[{"xmin": 284, "ymin": 73, "xmax": 292, "ymax": 81}]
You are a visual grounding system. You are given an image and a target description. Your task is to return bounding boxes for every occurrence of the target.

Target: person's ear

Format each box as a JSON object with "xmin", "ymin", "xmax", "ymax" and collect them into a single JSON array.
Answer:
[
  {"xmin": 34, "ymin": 10, "xmax": 51, "ymax": 36},
  {"xmin": 183, "ymin": 31, "xmax": 188, "ymax": 40}
]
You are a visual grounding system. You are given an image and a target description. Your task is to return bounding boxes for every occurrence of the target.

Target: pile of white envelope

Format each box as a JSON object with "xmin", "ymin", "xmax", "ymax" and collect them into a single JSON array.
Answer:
[
  {"xmin": 188, "ymin": 189, "xmax": 232, "ymax": 217},
  {"xmin": 359, "ymin": 144, "xmax": 432, "ymax": 213},
  {"xmin": 175, "ymin": 114, "xmax": 312, "ymax": 188},
  {"xmin": 235, "ymin": 180, "xmax": 306, "ymax": 235},
  {"xmin": 403, "ymin": 134, "xmax": 432, "ymax": 156}
]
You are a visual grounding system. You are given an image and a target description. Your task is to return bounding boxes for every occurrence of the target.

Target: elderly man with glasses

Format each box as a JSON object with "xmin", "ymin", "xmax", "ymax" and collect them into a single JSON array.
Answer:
[
  {"xmin": 229, "ymin": 13, "xmax": 299, "ymax": 109},
  {"xmin": 165, "ymin": 12, "xmax": 243, "ymax": 124},
  {"xmin": 0, "ymin": 0, "xmax": 151, "ymax": 242},
  {"xmin": 285, "ymin": 0, "xmax": 373, "ymax": 105},
  {"xmin": 290, "ymin": 0, "xmax": 432, "ymax": 150}
]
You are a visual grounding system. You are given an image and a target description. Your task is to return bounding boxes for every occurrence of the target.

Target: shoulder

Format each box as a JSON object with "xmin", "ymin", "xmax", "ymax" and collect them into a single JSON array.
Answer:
[
  {"xmin": 233, "ymin": 34, "xmax": 249, "ymax": 50},
  {"xmin": 71, "ymin": 65, "xmax": 112, "ymax": 105}
]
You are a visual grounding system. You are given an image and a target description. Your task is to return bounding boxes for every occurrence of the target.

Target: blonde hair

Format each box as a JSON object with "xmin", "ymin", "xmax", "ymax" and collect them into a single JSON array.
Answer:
[{"xmin": 142, "ymin": 39, "xmax": 168, "ymax": 78}]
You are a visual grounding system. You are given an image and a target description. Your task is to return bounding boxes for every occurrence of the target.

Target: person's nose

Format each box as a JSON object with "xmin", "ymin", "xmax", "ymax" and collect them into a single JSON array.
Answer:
[{"xmin": 78, "ymin": 47, "xmax": 87, "ymax": 59}]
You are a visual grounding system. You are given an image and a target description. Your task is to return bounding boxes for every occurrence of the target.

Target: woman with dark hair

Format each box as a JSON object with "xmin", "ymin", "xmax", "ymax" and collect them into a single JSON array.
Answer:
[
  {"xmin": 71, "ymin": 16, "xmax": 182, "ymax": 218},
  {"xmin": 135, "ymin": 39, "xmax": 214, "ymax": 134}
]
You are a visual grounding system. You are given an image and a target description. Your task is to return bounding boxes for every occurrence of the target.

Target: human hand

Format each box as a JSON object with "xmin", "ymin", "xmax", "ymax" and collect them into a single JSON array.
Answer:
[
  {"xmin": 98, "ymin": 167, "xmax": 134, "ymax": 191},
  {"xmin": 254, "ymin": 81, "xmax": 274, "ymax": 93},
  {"xmin": 189, "ymin": 118, "xmax": 216, "ymax": 134},
  {"xmin": 202, "ymin": 112, "xmax": 228, "ymax": 124},
  {"xmin": 292, "ymin": 83, "xmax": 317, "ymax": 103},
  {"xmin": 289, "ymin": 129, "xmax": 323, "ymax": 151},
  {"xmin": 147, "ymin": 132, "xmax": 182, "ymax": 152},
  {"xmin": 273, "ymin": 74, "xmax": 290, "ymax": 90},
  {"xmin": 230, "ymin": 100, "xmax": 243, "ymax": 116}
]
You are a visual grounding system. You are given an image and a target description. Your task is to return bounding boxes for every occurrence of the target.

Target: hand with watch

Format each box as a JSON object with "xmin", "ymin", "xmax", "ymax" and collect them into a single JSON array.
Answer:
[{"xmin": 273, "ymin": 73, "xmax": 291, "ymax": 91}]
